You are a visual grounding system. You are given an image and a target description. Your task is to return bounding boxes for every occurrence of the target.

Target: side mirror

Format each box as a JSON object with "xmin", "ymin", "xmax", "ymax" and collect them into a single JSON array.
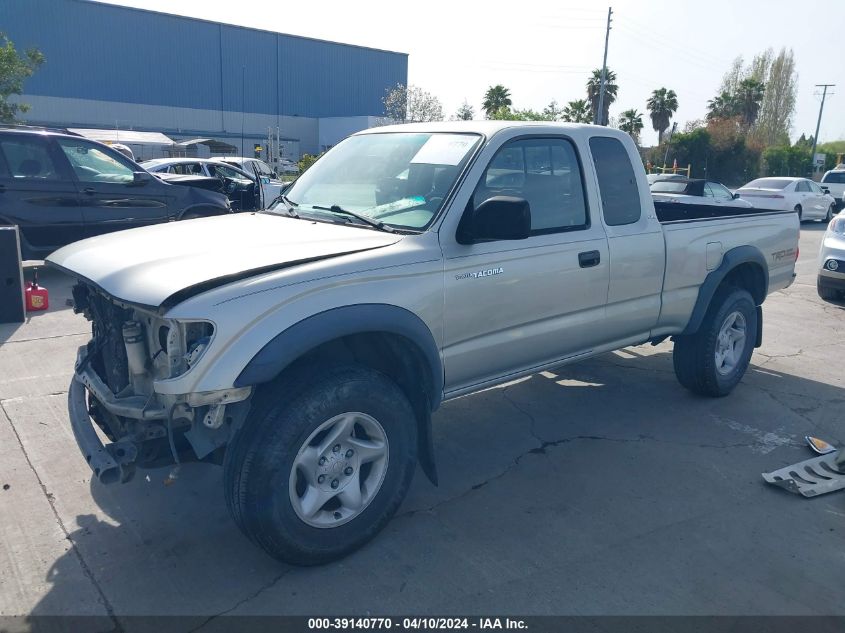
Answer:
[
  {"xmin": 822, "ymin": 186, "xmax": 830, "ymax": 194},
  {"xmin": 459, "ymin": 196, "xmax": 531, "ymax": 244},
  {"xmin": 732, "ymin": 192, "xmax": 740, "ymax": 199},
  {"xmin": 131, "ymin": 171, "xmax": 152, "ymax": 186}
]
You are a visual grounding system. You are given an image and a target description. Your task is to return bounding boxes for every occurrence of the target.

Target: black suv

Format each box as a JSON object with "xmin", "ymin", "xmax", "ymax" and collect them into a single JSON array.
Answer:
[{"xmin": 0, "ymin": 127, "xmax": 231, "ymax": 259}]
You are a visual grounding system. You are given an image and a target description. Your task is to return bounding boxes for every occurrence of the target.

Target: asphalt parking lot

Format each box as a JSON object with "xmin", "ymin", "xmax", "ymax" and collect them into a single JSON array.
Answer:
[{"xmin": 1, "ymin": 223, "xmax": 844, "ymax": 629}]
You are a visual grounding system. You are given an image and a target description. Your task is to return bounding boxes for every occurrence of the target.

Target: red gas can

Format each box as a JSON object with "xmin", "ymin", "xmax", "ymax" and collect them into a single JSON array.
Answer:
[{"xmin": 25, "ymin": 268, "xmax": 49, "ymax": 312}]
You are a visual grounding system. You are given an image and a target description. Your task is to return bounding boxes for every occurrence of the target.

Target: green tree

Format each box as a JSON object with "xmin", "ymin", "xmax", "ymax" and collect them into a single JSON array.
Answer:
[
  {"xmin": 646, "ymin": 87, "xmax": 678, "ymax": 144},
  {"xmin": 543, "ymin": 100, "xmax": 563, "ymax": 121},
  {"xmin": 0, "ymin": 33, "xmax": 44, "ymax": 123},
  {"xmin": 762, "ymin": 145, "xmax": 811, "ymax": 177},
  {"xmin": 586, "ymin": 68, "xmax": 618, "ymax": 125},
  {"xmin": 482, "ymin": 85, "xmax": 512, "ymax": 118},
  {"xmin": 618, "ymin": 108, "xmax": 644, "ymax": 144},
  {"xmin": 706, "ymin": 92, "xmax": 737, "ymax": 120},
  {"xmin": 561, "ymin": 99, "xmax": 591, "ymax": 123},
  {"xmin": 734, "ymin": 78, "xmax": 765, "ymax": 130},
  {"xmin": 382, "ymin": 84, "xmax": 443, "ymax": 124},
  {"xmin": 297, "ymin": 152, "xmax": 323, "ymax": 174},
  {"xmin": 454, "ymin": 100, "xmax": 474, "ymax": 121},
  {"xmin": 755, "ymin": 48, "xmax": 797, "ymax": 146}
]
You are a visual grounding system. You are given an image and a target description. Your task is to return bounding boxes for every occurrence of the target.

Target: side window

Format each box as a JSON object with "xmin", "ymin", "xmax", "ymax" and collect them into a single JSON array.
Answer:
[
  {"xmin": 710, "ymin": 183, "xmax": 732, "ymax": 200},
  {"xmin": 589, "ymin": 136, "xmax": 642, "ymax": 226},
  {"xmin": 703, "ymin": 183, "xmax": 715, "ymax": 198},
  {"xmin": 796, "ymin": 181, "xmax": 809, "ymax": 192},
  {"xmin": 57, "ymin": 138, "xmax": 134, "ymax": 183},
  {"xmin": 0, "ymin": 137, "xmax": 62, "ymax": 180},
  {"xmin": 473, "ymin": 137, "xmax": 588, "ymax": 234}
]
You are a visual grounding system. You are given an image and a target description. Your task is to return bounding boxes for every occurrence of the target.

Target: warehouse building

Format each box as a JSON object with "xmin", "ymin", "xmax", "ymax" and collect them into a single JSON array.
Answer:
[{"xmin": 1, "ymin": 0, "xmax": 408, "ymax": 163}]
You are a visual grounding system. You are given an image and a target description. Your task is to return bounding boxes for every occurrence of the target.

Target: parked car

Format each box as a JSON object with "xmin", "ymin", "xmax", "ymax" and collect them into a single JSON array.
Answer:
[
  {"xmin": 650, "ymin": 178, "xmax": 752, "ymax": 208},
  {"xmin": 736, "ymin": 177, "xmax": 836, "ymax": 222},
  {"xmin": 820, "ymin": 167, "xmax": 845, "ymax": 209},
  {"xmin": 142, "ymin": 158, "xmax": 262, "ymax": 211},
  {"xmin": 48, "ymin": 122, "xmax": 798, "ymax": 565},
  {"xmin": 0, "ymin": 127, "xmax": 231, "ymax": 259},
  {"xmin": 818, "ymin": 211, "xmax": 845, "ymax": 301},
  {"xmin": 211, "ymin": 157, "xmax": 285, "ymax": 207},
  {"xmin": 646, "ymin": 173, "xmax": 686, "ymax": 185}
]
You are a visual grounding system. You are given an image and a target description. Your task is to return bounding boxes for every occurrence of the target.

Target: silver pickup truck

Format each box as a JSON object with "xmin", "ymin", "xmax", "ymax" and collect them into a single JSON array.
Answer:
[{"xmin": 48, "ymin": 122, "xmax": 798, "ymax": 565}]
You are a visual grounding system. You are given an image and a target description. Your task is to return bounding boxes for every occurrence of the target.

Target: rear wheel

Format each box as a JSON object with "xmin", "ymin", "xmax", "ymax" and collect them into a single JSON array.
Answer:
[
  {"xmin": 673, "ymin": 286, "xmax": 757, "ymax": 397},
  {"xmin": 223, "ymin": 364, "xmax": 417, "ymax": 565}
]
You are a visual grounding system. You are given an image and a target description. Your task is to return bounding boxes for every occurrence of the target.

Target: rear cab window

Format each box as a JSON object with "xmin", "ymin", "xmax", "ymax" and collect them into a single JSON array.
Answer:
[
  {"xmin": 822, "ymin": 172, "xmax": 845, "ymax": 184},
  {"xmin": 589, "ymin": 136, "xmax": 642, "ymax": 226}
]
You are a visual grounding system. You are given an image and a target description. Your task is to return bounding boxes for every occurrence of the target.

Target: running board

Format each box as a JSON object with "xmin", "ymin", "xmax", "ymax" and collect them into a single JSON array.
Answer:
[{"xmin": 762, "ymin": 451, "xmax": 845, "ymax": 498}]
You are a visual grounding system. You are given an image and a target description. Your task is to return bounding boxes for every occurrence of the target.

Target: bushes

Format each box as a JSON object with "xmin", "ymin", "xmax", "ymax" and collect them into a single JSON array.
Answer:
[{"xmin": 761, "ymin": 146, "xmax": 811, "ymax": 177}]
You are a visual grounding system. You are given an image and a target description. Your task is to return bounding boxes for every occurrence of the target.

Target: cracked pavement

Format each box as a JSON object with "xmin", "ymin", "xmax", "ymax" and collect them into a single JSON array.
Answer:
[{"xmin": 1, "ymin": 225, "xmax": 845, "ymax": 629}]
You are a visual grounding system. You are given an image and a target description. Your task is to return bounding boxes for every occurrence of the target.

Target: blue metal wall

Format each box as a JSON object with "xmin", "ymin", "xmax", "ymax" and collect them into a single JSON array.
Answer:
[{"xmin": 1, "ymin": 0, "xmax": 407, "ymax": 118}]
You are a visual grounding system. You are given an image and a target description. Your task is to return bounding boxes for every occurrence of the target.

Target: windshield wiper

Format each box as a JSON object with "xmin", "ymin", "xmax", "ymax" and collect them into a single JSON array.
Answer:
[{"xmin": 310, "ymin": 204, "xmax": 395, "ymax": 233}]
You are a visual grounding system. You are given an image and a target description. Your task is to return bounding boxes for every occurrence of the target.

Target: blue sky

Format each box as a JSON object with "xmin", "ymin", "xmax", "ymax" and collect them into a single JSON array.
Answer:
[{"xmin": 105, "ymin": 0, "xmax": 843, "ymax": 147}]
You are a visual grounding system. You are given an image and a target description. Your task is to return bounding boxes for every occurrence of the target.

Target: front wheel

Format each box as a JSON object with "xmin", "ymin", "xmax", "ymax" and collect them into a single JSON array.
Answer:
[
  {"xmin": 673, "ymin": 286, "xmax": 757, "ymax": 397},
  {"xmin": 795, "ymin": 205, "xmax": 803, "ymax": 222},
  {"xmin": 223, "ymin": 365, "xmax": 417, "ymax": 565},
  {"xmin": 824, "ymin": 204, "xmax": 834, "ymax": 223}
]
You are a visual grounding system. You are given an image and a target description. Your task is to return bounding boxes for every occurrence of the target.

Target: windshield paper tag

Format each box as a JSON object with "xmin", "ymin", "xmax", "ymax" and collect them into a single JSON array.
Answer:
[{"xmin": 410, "ymin": 135, "xmax": 476, "ymax": 166}]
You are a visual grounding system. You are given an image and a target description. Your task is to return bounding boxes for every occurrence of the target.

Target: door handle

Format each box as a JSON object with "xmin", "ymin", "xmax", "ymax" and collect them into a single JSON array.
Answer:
[
  {"xmin": 83, "ymin": 187, "xmax": 96, "ymax": 195},
  {"xmin": 578, "ymin": 250, "xmax": 601, "ymax": 268}
]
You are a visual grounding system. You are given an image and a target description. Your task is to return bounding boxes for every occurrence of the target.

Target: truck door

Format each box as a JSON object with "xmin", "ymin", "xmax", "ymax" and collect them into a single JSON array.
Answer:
[
  {"xmin": 0, "ymin": 134, "xmax": 84, "ymax": 258},
  {"xmin": 55, "ymin": 137, "xmax": 168, "ymax": 237},
  {"xmin": 441, "ymin": 135, "xmax": 610, "ymax": 394},
  {"xmin": 588, "ymin": 136, "xmax": 664, "ymax": 342}
]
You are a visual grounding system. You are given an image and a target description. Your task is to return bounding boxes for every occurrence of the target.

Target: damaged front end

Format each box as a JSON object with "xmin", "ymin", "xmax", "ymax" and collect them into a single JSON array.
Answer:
[{"xmin": 69, "ymin": 283, "xmax": 251, "ymax": 484}]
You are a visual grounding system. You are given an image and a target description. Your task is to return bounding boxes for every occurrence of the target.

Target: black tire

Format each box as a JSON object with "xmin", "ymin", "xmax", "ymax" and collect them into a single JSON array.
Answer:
[
  {"xmin": 223, "ymin": 364, "xmax": 417, "ymax": 565},
  {"xmin": 673, "ymin": 286, "xmax": 757, "ymax": 397},
  {"xmin": 818, "ymin": 278, "xmax": 841, "ymax": 302},
  {"xmin": 824, "ymin": 204, "xmax": 834, "ymax": 223},
  {"xmin": 795, "ymin": 205, "xmax": 803, "ymax": 222}
]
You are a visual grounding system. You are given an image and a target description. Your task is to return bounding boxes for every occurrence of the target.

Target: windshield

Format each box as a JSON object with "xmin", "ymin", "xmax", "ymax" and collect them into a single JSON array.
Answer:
[
  {"xmin": 651, "ymin": 181, "xmax": 688, "ymax": 193},
  {"xmin": 743, "ymin": 178, "xmax": 791, "ymax": 190},
  {"xmin": 275, "ymin": 132, "xmax": 481, "ymax": 230}
]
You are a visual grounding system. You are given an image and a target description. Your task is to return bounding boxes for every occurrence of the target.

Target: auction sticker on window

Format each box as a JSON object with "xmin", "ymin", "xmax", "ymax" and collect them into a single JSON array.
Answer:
[{"xmin": 411, "ymin": 134, "xmax": 478, "ymax": 165}]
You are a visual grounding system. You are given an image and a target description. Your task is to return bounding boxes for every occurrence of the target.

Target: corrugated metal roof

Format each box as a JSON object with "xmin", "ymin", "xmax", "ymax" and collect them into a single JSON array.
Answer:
[
  {"xmin": 68, "ymin": 128, "xmax": 175, "ymax": 145},
  {"xmin": 2, "ymin": 0, "xmax": 408, "ymax": 118}
]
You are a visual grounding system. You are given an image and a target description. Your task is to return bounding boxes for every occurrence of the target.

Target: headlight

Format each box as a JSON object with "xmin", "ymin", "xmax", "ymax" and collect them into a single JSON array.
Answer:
[{"xmin": 829, "ymin": 216, "xmax": 845, "ymax": 234}]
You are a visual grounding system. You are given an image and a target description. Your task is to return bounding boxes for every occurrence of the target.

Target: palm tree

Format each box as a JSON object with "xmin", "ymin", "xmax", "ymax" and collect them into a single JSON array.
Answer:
[
  {"xmin": 734, "ymin": 78, "xmax": 765, "ymax": 129},
  {"xmin": 646, "ymin": 88, "xmax": 678, "ymax": 144},
  {"xmin": 706, "ymin": 91, "xmax": 737, "ymax": 121},
  {"xmin": 618, "ymin": 109, "xmax": 644, "ymax": 143},
  {"xmin": 586, "ymin": 69, "xmax": 618, "ymax": 125},
  {"xmin": 482, "ymin": 85, "xmax": 512, "ymax": 119},
  {"xmin": 561, "ymin": 99, "xmax": 592, "ymax": 123}
]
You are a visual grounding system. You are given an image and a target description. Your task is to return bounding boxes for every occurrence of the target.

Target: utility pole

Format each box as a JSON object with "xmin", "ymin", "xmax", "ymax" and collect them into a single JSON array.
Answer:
[
  {"xmin": 811, "ymin": 84, "xmax": 834, "ymax": 176},
  {"xmin": 595, "ymin": 6, "xmax": 613, "ymax": 126},
  {"xmin": 662, "ymin": 121, "xmax": 678, "ymax": 168}
]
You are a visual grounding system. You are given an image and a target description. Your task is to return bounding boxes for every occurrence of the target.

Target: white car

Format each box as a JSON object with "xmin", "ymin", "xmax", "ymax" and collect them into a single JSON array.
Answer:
[
  {"xmin": 820, "ymin": 167, "xmax": 845, "ymax": 208},
  {"xmin": 650, "ymin": 178, "xmax": 752, "ymax": 208},
  {"xmin": 737, "ymin": 177, "xmax": 836, "ymax": 222},
  {"xmin": 818, "ymin": 211, "xmax": 845, "ymax": 301},
  {"xmin": 211, "ymin": 157, "xmax": 286, "ymax": 207}
]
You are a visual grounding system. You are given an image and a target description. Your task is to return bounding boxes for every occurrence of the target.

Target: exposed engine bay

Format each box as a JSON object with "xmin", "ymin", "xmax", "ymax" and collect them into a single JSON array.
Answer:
[{"xmin": 70, "ymin": 282, "xmax": 251, "ymax": 483}]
